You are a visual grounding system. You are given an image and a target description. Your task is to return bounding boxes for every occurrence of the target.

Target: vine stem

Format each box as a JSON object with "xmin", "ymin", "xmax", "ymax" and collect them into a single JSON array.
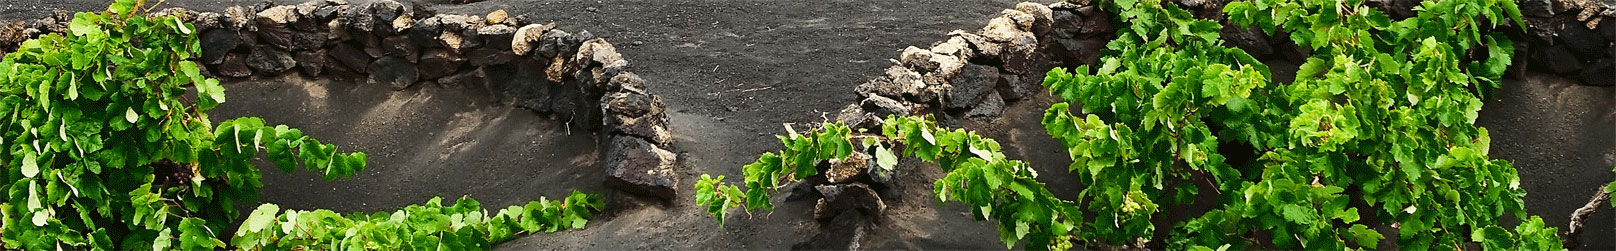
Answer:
[{"xmin": 1564, "ymin": 183, "xmax": 1610, "ymax": 248}]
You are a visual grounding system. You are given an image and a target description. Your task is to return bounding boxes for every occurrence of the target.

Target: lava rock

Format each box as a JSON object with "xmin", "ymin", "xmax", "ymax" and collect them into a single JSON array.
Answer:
[
  {"xmin": 826, "ymin": 152, "xmax": 872, "ymax": 184},
  {"xmin": 834, "ymin": 103, "xmax": 878, "ymax": 130},
  {"xmin": 314, "ymin": 5, "xmax": 342, "ymax": 22},
  {"xmin": 948, "ymin": 64, "xmax": 999, "ymax": 109},
  {"xmin": 855, "ymin": 66, "xmax": 925, "ymax": 99},
  {"xmin": 292, "ymin": 30, "xmax": 328, "ymax": 51},
  {"xmin": 544, "ymin": 55, "xmax": 573, "ymax": 83},
  {"xmin": 1532, "ymin": 45, "xmax": 1584, "ymax": 74},
  {"xmin": 368, "ymin": 56, "xmax": 419, "ymax": 90},
  {"xmin": 255, "ymin": 6, "xmax": 300, "ymax": 50},
  {"xmin": 966, "ymin": 91, "xmax": 1006, "ymax": 118},
  {"xmin": 192, "ymin": 11, "xmax": 228, "ymax": 30},
  {"xmin": 439, "ymin": 28, "xmax": 482, "ymax": 53},
  {"xmin": 1222, "ymin": 26, "xmax": 1273, "ymax": 57},
  {"xmin": 953, "ymin": 31, "xmax": 1002, "ymax": 64},
  {"xmin": 931, "ymin": 36, "xmax": 976, "ymax": 61},
  {"xmin": 899, "ymin": 46, "xmax": 939, "ymax": 73},
  {"xmin": 295, "ymin": 50, "xmax": 327, "ymax": 77},
  {"xmin": 1560, "ymin": 24, "xmax": 1609, "ymax": 60},
  {"xmin": 200, "ymin": 29, "xmax": 243, "ymax": 65},
  {"xmin": 381, "ymin": 35, "xmax": 418, "ymax": 62},
  {"xmin": 1016, "ymin": 2, "xmax": 1055, "ymax": 33},
  {"xmin": 603, "ymin": 91, "xmax": 662, "ymax": 118},
  {"xmin": 437, "ymin": 67, "xmax": 486, "ymax": 87},
  {"xmin": 512, "ymin": 23, "xmax": 557, "ymax": 56},
  {"xmin": 792, "ymin": 210, "xmax": 869, "ymax": 251},
  {"xmin": 1519, "ymin": 0, "xmax": 1554, "ymax": 17},
  {"xmin": 477, "ymin": 24, "xmax": 516, "ymax": 50},
  {"xmin": 418, "ymin": 49, "xmax": 466, "ymax": 80},
  {"xmin": 608, "ymin": 108, "xmax": 672, "ymax": 147},
  {"xmin": 536, "ymin": 29, "xmax": 575, "ymax": 59},
  {"xmin": 550, "ymin": 83, "xmax": 582, "ymax": 117},
  {"xmin": 341, "ymin": 2, "xmax": 376, "ymax": 34},
  {"xmin": 995, "ymin": 74, "xmax": 1034, "ymax": 102},
  {"xmin": 246, "ymin": 45, "xmax": 297, "ymax": 74},
  {"xmin": 611, "ymin": 71, "xmax": 649, "ymax": 93},
  {"xmin": 331, "ymin": 43, "xmax": 371, "ymax": 73},
  {"xmin": 604, "ymin": 92, "xmax": 671, "ymax": 145},
  {"xmin": 468, "ymin": 47, "xmax": 516, "ymax": 66},
  {"xmin": 217, "ymin": 53, "xmax": 253, "ymax": 78},
  {"xmin": 602, "ymin": 136, "xmax": 679, "ymax": 201},
  {"xmin": 862, "ymin": 95, "xmax": 912, "ymax": 118},
  {"xmin": 409, "ymin": 16, "xmax": 443, "ymax": 46},
  {"xmin": 370, "ymin": 0, "xmax": 405, "ymax": 26},
  {"xmin": 813, "ymin": 183, "xmax": 886, "ymax": 223},
  {"xmin": 485, "ymin": 10, "xmax": 509, "ymax": 25}
]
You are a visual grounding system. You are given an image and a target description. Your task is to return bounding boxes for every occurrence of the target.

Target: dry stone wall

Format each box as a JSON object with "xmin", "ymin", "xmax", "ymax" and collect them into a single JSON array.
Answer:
[
  {"xmin": 834, "ymin": 0, "xmax": 1615, "ymax": 133},
  {"xmin": 813, "ymin": 0, "xmax": 1613, "ymax": 248},
  {"xmin": 0, "ymin": 0, "xmax": 681, "ymax": 202}
]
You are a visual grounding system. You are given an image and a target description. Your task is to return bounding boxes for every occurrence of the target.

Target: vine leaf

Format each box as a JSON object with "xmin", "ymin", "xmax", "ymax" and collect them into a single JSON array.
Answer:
[{"xmin": 21, "ymin": 153, "xmax": 39, "ymax": 178}]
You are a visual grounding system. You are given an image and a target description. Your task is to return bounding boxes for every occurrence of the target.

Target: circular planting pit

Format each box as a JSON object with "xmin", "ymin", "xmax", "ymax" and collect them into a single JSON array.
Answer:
[
  {"xmin": 816, "ymin": 0, "xmax": 1614, "ymax": 249},
  {"xmin": 0, "ymin": 0, "xmax": 682, "ymax": 211}
]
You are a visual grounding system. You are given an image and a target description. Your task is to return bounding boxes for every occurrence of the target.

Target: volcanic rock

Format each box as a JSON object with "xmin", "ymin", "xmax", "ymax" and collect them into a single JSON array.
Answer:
[
  {"xmin": 812, "ymin": 183, "xmax": 886, "ymax": 223},
  {"xmin": 418, "ymin": 49, "xmax": 465, "ymax": 80},
  {"xmin": 331, "ymin": 43, "xmax": 371, "ymax": 73},
  {"xmin": 603, "ymin": 136, "xmax": 679, "ymax": 201},
  {"xmin": 201, "ymin": 29, "xmax": 243, "ymax": 65},
  {"xmin": 217, "ymin": 53, "xmax": 253, "ymax": 78},
  {"xmin": 948, "ymin": 63, "xmax": 999, "ymax": 109},
  {"xmin": 367, "ymin": 56, "xmax": 418, "ymax": 90},
  {"xmin": 246, "ymin": 45, "xmax": 297, "ymax": 74}
]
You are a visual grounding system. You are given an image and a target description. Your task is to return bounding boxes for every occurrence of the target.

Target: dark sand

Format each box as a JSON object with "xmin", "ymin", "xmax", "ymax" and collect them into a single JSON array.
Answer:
[{"xmin": 3, "ymin": 0, "xmax": 1611, "ymax": 249}]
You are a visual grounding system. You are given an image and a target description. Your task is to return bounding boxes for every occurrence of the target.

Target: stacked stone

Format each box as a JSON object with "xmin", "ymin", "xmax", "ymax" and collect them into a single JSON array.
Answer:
[
  {"xmin": 808, "ymin": 3, "xmax": 1123, "ymax": 249},
  {"xmin": 835, "ymin": 2, "xmax": 1116, "ymax": 133},
  {"xmin": 0, "ymin": 0, "xmax": 680, "ymax": 202},
  {"xmin": 1516, "ymin": 0, "xmax": 1616, "ymax": 86}
]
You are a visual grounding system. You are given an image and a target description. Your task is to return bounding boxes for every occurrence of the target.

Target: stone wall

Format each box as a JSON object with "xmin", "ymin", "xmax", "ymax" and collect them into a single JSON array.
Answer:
[
  {"xmin": 812, "ymin": 0, "xmax": 1613, "ymax": 248},
  {"xmin": 834, "ymin": 0, "xmax": 1615, "ymax": 133},
  {"xmin": 0, "ymin": 0, "xmax": 681, "ymax": 202}
]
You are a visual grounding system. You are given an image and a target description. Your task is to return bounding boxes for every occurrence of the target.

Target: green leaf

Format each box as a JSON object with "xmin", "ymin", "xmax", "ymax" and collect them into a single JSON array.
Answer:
[
  {"xmin": 240, "ymin": 204, "xmax": 280, "ymax": 234},
  {"xmin": 875, "ymin": 146, "xmax": 897, "ymax": 171},
  {"xmin": 21, "ymin": 152, "xmax": 39, "ymax": 178},
  {"xmin": 1348, "ymin": 224, "xmax": 1383, "ymax": 248},
  {"xmin": 125, "ymin": 107, "xmax": 139, "ymax": 123},
  {"xmin": 1280, "ymin": 204, "xmax": 1318, "ymax": 225}
]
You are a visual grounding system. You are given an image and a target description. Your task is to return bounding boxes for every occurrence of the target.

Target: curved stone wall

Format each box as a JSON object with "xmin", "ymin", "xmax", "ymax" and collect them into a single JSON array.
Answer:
[
  {"xmin": 814, "ymin": 0, "xmax": 1612, "ymax": 248},
  {"xmin": 0, "ymin": 0, "xmax": 681, "ymax": 202},
  {"xmin": 835, "ymin": 0, "xmax": 1614, "ymax": 131}
]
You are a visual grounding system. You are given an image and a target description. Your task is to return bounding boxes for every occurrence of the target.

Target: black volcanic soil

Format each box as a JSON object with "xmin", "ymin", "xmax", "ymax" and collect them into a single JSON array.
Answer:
[{"xmin": 3, "ymin": 0, "xmax": 1613, "ymax": 249}]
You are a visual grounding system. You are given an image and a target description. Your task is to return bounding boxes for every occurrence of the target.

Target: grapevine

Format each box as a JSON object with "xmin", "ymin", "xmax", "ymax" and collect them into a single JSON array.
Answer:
[
  {"xmin": 232, "ymin": 191, "xmax": 603, "ymax": 250},
  {"xmin": 0, "ymin": 0, "xmax": 602, "ymax": 249},
  {"xmin": 694, "ymin": 0, "xmax": 1572, "ymax": 250},
  {"xmin": 696, "ymin": 117, "xmax": 1084, "ymax": 249}
]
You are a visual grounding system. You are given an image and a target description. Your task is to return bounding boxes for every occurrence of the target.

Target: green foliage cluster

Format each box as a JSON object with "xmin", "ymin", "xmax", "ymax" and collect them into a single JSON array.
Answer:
[
  {"xmin": 0, "ymin": 2, "xmax": 366, "ymax": 249},
  {"xmin": 233, "ymin": 191, "xmax": 602, "ymax": 250},
  {"xmin": 696, "ymin": 117, "xmax": 1088, "ymax": 249},
  {"xmin": 0, "ymin": 0, "xmax": 602, "ymax": 249},
  {"xmin": 694, "ymin": 0, "xmax": 1569, "ymax": 250},
  {"xmin": 1042, "ymin": 0, "xmax": 1557, "ymax": 249},
  {"xmin": 695, "ymin": 123, "xmax": 854, "ymax": 226}
]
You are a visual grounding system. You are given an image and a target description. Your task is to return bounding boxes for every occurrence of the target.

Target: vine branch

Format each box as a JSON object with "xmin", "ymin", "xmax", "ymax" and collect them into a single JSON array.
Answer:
[{"xmin": 1564, "ymin": 183, "xmax": 1610, "ymax": 248}]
